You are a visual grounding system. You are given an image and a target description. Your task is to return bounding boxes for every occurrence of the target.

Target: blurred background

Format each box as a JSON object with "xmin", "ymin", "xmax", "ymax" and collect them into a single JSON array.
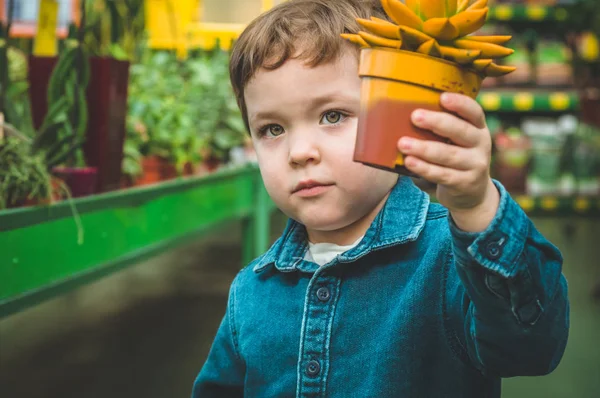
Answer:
[{"xmin": 0, "ymin": 0, "xmax": 599, "ymax": 397}]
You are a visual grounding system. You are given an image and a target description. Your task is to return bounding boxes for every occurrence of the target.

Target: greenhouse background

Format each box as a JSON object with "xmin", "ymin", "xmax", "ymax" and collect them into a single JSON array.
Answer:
[{"xmin": 1, "ymin": 0, "xmax": 599, "ymax": 397}]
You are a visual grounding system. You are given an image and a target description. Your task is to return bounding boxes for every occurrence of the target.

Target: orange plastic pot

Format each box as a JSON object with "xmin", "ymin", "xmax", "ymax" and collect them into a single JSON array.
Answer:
[
  {"xmin": 136, "ymin": 156, "xmax": 177, "ymax": 186},
  {"xmin": 355, "ymin": 48, "xmax": 483, "ymax": 175}
]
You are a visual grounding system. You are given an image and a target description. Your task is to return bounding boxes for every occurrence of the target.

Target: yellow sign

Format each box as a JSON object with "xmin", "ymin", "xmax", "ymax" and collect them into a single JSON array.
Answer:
[
  {"xmin": 146, "ymin": 0, "xmax": 280, "ymax": 52},
  {"xmin": 145, "ymin": 0, "xmax": 199, "ymax": 55},
  {"xmin": 33, "ymin": 0, "xmax": 59, "ymax": 57}
]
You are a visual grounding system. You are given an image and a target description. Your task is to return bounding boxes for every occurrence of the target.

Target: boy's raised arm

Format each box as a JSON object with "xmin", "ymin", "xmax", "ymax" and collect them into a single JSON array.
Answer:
[
  {"xmin": 398, "ymin": 92, "xmax": 569, "ymax": 376},
  {"xmin": 192, "ymin": 277, "xmax": 245, "ymax": 397},
  {"xmin": 446, "ymin": 181, "xmax": 569, "ymax": 377}
]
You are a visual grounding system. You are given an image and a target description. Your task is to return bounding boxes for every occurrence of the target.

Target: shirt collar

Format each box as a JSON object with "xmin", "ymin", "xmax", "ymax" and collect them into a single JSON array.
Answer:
[{"xmin": 253, "ymin": 177, "xmax": 430, "ymax": 273}]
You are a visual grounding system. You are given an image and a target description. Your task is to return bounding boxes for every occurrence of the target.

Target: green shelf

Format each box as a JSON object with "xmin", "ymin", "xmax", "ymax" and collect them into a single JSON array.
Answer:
[
  {"xmin": 478, "ymin": 90, "xmax": 579, "ymax": 113},
  {"xmin": 0, "ymin": 165, "xmax": 273, "ymax": 318},
  {"xmin": 2, "ymin": 161, "xmax": 595, "ymax": 317},
  {"xmin": 514, "ymin": 195, "xmax": 600, "ymax": 217},
  {"xmin": 488, "ymin": 4, "xmax": 568, "ymax": 23}
]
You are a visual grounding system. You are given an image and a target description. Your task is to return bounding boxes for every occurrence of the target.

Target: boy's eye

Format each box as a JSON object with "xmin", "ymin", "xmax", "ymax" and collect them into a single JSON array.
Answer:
[
  {"xmin": 321, "ymin": 111, "xmax": 345, "ymax": 125},
  {"xmin": 260, "ymin": 124, "xmax": 285, "ymax": 137}
]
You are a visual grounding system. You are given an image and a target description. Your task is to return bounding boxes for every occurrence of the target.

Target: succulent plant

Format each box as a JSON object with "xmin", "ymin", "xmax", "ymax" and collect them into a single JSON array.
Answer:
[{"xmin": 342, "ymin": 0, "xmax": 516, "ymax": 77}]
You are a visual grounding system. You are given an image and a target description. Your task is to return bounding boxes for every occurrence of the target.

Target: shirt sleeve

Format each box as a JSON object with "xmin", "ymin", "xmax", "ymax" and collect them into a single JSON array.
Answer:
[
  {"xmin": 446, "ymin": 180, "xmax": 569, "ymax": 377},
  {"xmin": 192, "ymin": 275, "xmax": 245, "ymax": 397}
]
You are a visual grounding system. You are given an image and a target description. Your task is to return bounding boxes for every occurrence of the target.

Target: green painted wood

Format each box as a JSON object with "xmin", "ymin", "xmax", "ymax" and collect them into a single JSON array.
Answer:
[
  {"xmin": 254, "ymin": 184, "xmax": 271, "ymax": 258},
  {"xmin": 0, "ymin": 165, "xmax": 272, "ymax": 318},
  {"xmin": 478, "ymin": 91, "xmax": 579, "ymax": 113}
]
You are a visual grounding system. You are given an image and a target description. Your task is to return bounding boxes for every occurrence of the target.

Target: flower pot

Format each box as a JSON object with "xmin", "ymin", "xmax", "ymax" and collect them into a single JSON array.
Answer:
[
  {"xmin": 183, "ymin": 161, "xmax": 196, "ymax": 176},
  {"xmin": 83, "ymin": 57, "xmax": 130, "ymax": 193},
  {"xmin": 27, "ymin": 55, "xmax": 58, "ymax": 130},
  {"xmin": 204, "ymin": 156, "xmax": 221, "ymax": 172},
  {"xmin": 354, "ymin": 48, "xmax": 483, "ymax": 175},
  {"xmin": 52, "ymin": 167, "xmax": 98, "ymax": 198},
  {"xmin": 136, "ymin": 156, "xmax": 177, "ymax": 186},
  {"xmin": 28, "ymin": 56, "xmax": 130, "ymax": 194}
]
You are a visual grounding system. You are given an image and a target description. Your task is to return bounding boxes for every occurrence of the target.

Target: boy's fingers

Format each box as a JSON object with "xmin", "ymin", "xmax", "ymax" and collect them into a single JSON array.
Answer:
[
  {"xmin": 404, "ymin": 156, "xmax": 465, "ymax": 186},
  {"xmin": 440, "ymin": 92, "xmax": 487, "ymax": 130},
  {"xmin": 398, "ymin": 138, "xmax": 472, "ymax": 171},
  {"xmin": 411, "ymin": 109, "xmax": 479, "ymax": 147}
]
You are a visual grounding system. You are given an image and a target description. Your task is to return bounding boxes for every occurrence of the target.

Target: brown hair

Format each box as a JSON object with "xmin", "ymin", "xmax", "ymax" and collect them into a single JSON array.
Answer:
[{"xmin": 229, "ymin": 0, "xmax": 388, "ymax": 132}]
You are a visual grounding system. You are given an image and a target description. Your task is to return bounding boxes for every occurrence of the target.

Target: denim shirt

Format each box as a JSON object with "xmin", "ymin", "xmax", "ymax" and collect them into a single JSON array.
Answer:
[{"xmin": 192, "ymin": 178, "xmax": 569, "ymax": 398}]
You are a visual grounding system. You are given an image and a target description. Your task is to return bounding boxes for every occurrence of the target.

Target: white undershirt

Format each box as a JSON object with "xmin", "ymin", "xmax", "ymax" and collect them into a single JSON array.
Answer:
[{"xmin": 304, "ymin": 236, "xmax": 364, "ymax": 266}]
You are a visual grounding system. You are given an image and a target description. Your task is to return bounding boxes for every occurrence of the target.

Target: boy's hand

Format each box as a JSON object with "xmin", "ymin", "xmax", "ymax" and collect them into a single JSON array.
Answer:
[{"xmin": 397, "ymin": 92, "xmax": 500, "ymax": 233}]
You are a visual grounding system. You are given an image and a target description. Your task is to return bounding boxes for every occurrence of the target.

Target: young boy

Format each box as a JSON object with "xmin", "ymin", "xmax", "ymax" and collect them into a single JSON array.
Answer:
[{"xmin": 192, "ymin": 1, "xmax": 569, "ymax": 396}]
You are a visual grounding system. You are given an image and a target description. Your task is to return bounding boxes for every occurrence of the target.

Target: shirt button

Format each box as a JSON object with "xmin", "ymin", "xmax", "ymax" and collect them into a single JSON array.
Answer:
[
  {"xmin": 306, "ymin": 360, "xmax": 321, "ymax": 377},
  {"xmin": 486, "ymin": 241, "xmax": 502, "ymax": 260},
  {"xmin": 316, "ymin": 287, "xmax": 330, "ymax": 302}
]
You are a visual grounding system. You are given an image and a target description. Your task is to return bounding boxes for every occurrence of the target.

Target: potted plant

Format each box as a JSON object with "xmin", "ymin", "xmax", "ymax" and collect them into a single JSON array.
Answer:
[
  {"xmin": 341, "ymin": 0, "xmax": 515, "ymax": 175},
  {"xmin": 0, "ymin": 129, "xmax": 57, "ymax": 209},
  {"xmin": 125, "ymin": 49, "xmax": 206, "ymax": 185},
  {"xmin": 32, "ymin": 26, "xmax": 98, "ymax": 198},
  {"xmin": 28, "ymin": 0, "xmax": 144, "ymax": 193},
  {"xmin": 0, "ymin": 101, "xmax": 86, "ymax": 208},
  {"xmin": 125, "ymin": 46, "xmax": 246, "ymax": 184}
]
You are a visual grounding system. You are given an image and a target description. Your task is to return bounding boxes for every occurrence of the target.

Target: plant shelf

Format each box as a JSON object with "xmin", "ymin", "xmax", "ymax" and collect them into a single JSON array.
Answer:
[
  {"xmin": 514, "ymin": 195, "xmax": 600, "ymax": 217},
  {"xmin": 0, "ymin": 165, "xmax": 274, "ymax": 318},
  {"xmin": 488, "ymin": 4, "xmax": 568, "ymax": 23},
  {"xmin": 478, "ymin": 90, "xmax": 579, "ymax": 113}
]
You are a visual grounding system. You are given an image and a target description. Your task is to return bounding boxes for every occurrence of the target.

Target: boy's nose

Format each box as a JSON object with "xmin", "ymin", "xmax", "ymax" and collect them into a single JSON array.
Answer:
[{"xmin": 288, "ymin": 132, "xmax": 321, "ymax": 166}]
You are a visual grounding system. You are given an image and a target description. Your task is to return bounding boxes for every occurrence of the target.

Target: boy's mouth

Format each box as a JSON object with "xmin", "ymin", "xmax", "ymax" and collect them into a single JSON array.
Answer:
[{"xmin": 292, "ymin": 180, "xmax": 335, "ymax": 197}]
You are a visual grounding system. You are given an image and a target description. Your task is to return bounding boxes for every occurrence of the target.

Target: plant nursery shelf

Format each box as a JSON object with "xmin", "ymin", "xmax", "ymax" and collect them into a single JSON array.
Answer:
[
  {"xmin": 0, "ymin": 165, "xmax": 274, "ymax": 318},
  {"xmin": 488, "ymin": 5, "xmax": 568, "ymax": 24},
  {"xmin": 514, "ymin": 195, "xmax": 600, "ymax": 217},
  {"xmin": 477, "ymin": 90, "xmax": 579, "ymax": 113}
]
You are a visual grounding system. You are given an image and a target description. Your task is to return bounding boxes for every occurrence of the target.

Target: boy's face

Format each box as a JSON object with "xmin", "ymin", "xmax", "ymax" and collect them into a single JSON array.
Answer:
[{"xmin": 245, "ymin": 49, "xmax": 398, "ymax": 244}]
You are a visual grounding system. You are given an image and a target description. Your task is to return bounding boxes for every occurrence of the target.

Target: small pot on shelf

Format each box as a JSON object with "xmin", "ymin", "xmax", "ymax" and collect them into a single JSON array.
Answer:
[
  {"xmin": 135, "ymin": 155, "xmax": 177, "ymax": 186},
  {"xmin": 52, "ymin": 167, "xmax": 98, "ymax": 198},
  {"xmin": 183, "ymin": 161, "xmax": 196, "ymax": 176}
]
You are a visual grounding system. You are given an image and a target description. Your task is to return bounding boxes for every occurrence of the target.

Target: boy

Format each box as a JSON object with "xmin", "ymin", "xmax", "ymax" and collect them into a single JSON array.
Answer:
[{"xmin": 193, "ymin": 0, "xmax": 569, "ymax": 396}]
